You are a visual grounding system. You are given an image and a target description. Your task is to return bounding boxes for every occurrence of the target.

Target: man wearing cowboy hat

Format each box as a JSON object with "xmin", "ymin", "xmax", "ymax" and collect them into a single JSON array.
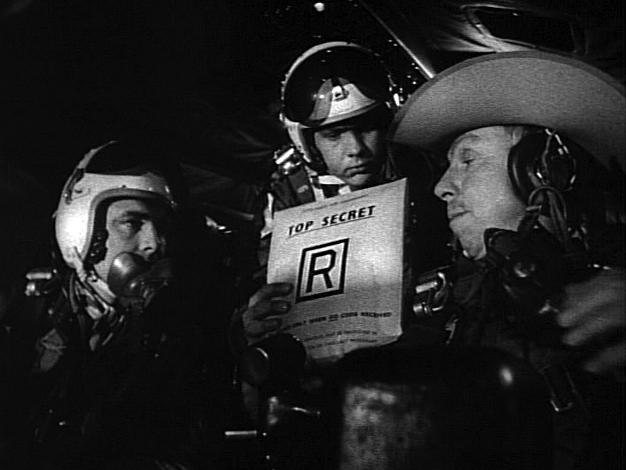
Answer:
[{"xmin": 391, "ymin": 51, "xmax": 624, "ymax": 470}]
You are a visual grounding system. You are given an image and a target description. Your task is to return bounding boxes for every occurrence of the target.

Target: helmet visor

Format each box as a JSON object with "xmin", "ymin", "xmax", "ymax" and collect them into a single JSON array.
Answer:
[{"xmin": 283, "ymin": 46, "xmax": 390, "ymax": 127}]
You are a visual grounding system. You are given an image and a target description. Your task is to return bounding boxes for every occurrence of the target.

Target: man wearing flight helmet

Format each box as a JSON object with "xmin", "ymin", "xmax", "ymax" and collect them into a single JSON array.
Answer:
[
  {"xmin": 239, "ymin": 41, "xmax": 446, "ymax": 350},
  {"xmin": 391, "ymin": 51, "xmax": 625, "ymax": 470},
  {"xmin": 274, "ymin": 40, "xmax": 398, "ymax": 205},
  {"xmin": 2, "ymin": 141, "xmax": 233, "ymax": 470},
  {"xmin": 54, "ymin": 141, "xmax": 176, "ymax": 324}
]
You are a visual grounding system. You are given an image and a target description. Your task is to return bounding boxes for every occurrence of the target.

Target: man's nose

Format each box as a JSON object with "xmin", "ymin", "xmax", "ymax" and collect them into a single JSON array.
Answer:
[
  {"xmin": 342, "ymin": 130, "xmax": 366, "ymax": 157},
  {"xmin": 137, "ymin": 222, "xmax": 162, "ymax": 259},
  {"xmin": 434, "ymin": 167, "xmax": 456, "ymax": 201}
]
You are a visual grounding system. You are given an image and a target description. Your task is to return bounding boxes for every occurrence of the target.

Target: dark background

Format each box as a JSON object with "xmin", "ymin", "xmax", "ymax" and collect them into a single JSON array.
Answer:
[{"xmin": 1, "ymin": 0, "xmax": 623, "ymax": 218}]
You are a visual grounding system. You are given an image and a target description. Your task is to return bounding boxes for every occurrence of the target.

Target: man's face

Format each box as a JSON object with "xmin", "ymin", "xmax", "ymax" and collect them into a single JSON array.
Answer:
[
  {"xmin": 434, "ymin": 126, "xmax": 527, "ymax": 260},
  {"xmin": 94, "ymin": 198, "xmax": 170, "ymax": 281},
  {"xmin": 313, "ymin": 120, "xmax": 386, "ymax": 189}
]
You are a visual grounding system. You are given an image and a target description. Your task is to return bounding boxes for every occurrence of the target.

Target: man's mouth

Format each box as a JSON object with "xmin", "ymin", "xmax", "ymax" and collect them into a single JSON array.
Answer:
[
  {"xmin": 447, "ymin": 211, "xmax": 467, "ymax": 223},
  {"xmin": 345, "ymin": 165, "xmax": 372, "ymax": 177}
]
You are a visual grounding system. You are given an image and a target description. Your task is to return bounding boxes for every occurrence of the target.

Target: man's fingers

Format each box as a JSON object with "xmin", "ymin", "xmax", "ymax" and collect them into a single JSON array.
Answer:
[
  {"xmin": 243, "ymin": 283, "xmax": 294, "ymax": 343},
  {"xmin": 248, "ymin": 282, "xmax": 293, "ymax": 307},
  {"xmin": 247, "ymin": 299, "xmax": 291, "ymax": 321},
  {"xmin": 244, "ymin": 299, "xmax": 292, "ymax": 342},
  {"xmin": 245, "ymin": 316, "xmax": 284, "ymax": 341},
  {"xmin": 558, "ymin": 269, "xmax": 625, "ymax": 328},
  {"xmin": 562, "ymin": 311, "xmax": 617, "ymax": 346},
  {"xmin": 582, "ymin": 341, "xmax": 625, "ymax": 375}
]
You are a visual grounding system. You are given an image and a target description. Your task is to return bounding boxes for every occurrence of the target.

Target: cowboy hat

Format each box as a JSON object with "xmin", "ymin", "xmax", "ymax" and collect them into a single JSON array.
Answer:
[{"xmin": 390, "ymin": 51, "xmax": 625, "ymax": 171}]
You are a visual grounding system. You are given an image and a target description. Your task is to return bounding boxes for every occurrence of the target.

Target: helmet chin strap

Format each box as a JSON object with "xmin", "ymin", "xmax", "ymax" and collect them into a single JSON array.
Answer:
[{"xmin": 72, "ymin": 247, "xmax": 117, "ymax": 320}]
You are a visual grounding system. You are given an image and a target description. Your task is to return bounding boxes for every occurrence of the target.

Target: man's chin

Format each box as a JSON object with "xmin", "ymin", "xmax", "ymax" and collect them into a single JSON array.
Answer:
[
  {"xmin": 456, "ymin": 240, "xmax": 485, "ymax": 260},
  {"xmin": 345, "ymin": 173, "xmax": 375, "ymax": 189}
]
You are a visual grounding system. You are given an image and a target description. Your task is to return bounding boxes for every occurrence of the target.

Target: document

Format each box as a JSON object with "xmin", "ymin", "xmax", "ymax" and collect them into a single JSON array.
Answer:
[{"xmin": 267, "ymin": 178, "xmax": 407, "ymax": 363}]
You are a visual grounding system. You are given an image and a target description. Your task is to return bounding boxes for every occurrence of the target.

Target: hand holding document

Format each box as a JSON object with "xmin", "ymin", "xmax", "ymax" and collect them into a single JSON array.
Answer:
[{"xmin": 268, "ymin": 178, "xmax": 407, "ymax": 363}]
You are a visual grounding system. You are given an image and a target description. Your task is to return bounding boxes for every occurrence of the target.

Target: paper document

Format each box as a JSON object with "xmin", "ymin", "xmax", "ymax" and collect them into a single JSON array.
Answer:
[{"xmin": 267, "ymin": 178, "xmax": 407, "ymax": 363}]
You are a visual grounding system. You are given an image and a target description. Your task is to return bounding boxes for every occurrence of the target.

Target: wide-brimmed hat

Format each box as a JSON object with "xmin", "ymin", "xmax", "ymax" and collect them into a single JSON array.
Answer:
[{"xmin": 390, "ymin": 51, "xmax": 625, "ymax": 171}]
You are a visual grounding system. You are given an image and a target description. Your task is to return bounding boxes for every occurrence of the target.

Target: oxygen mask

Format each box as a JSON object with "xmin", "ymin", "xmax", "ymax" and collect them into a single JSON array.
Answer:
[{"xmin": 107, "ymin": 252, "xmax": 173, "ymax": 309}]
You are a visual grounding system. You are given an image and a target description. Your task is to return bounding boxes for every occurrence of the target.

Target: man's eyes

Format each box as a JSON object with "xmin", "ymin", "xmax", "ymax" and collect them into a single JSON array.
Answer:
[
  {"xmin": 455, "ymin": 149, "xmax": 478, "ymax": 167},
  {"xmin": 320, "ymin": 130, "xmax": 343, "ymax": 140},
  {"xmin": 320, "ymin": 128, "xmax": 373, "ymax": 140},
  {"xmin": 117, "ymin": 218, "xmax": 143, "ymax": 233},
  {"xmin": 447, "ymin": 156, "xmax": 473, "ymax": 167}
]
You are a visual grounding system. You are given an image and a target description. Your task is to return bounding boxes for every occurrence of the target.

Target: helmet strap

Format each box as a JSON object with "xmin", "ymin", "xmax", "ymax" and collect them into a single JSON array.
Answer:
[
  {"xmin": 302, "ymin": 130, "xmax": 328, "ymax": 174},
  {"xmin": 73, "ymin": 247, "xmax": 117, "ymax": 312},
  {"xmin": 70, "ymin": 272, "xmax": 123, "ymax": 351}
]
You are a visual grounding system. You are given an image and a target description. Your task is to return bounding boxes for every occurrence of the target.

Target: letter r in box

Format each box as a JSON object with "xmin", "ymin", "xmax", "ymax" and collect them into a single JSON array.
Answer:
[{"xmin": 296, "ymin": 238, "xmax": 349, "ymax": 302}]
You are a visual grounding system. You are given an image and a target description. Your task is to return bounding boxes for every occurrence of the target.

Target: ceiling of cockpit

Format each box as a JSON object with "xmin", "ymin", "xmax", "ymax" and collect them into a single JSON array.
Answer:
[{"xmin": 0, "ymin": 0, "xmax": 623, "ymax": 223}]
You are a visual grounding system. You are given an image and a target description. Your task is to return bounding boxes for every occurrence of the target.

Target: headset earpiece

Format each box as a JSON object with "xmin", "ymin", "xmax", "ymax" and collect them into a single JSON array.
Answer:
[{"xmin": 508, "ymin": 128, "xmax": 577, "ymax": 203}]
